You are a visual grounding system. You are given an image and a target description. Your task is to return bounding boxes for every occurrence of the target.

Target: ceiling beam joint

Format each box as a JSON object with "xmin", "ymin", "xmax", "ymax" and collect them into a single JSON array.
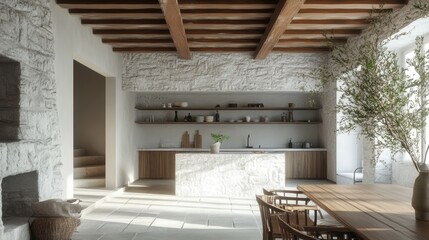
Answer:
[{"xmin": 254, "ymin": 0, "xmax": 306, "ymax": 59}]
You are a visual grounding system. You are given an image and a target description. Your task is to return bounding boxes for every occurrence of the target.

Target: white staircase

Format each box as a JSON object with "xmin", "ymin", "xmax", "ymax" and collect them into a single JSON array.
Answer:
[{"xmin": 73, "ymin": 149, "xmax": 105, "ymax": 188}]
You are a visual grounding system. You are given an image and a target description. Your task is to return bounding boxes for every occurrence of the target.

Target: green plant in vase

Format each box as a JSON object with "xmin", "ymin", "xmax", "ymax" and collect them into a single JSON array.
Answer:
[
  {"xmin": 210, "ymin": 133, "xmax": 230, "ymax": 153},
  {"xmin": 309, "ymin": 15, "xmax": 429, "ymax": 219}
]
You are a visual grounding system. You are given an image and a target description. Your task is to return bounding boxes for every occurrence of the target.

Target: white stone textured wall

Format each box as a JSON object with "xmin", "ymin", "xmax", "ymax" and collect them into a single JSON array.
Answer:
[
  {"xmin": 122, "ymin": 52, "xmax": 327, "ymax": 92},
  {"xmin": 176, "ymin": 153, "xmax": 285, "ymax": 198},
  {"xmin": 0, "ymin": 0, "xmax": 63, "ymax": 237}
]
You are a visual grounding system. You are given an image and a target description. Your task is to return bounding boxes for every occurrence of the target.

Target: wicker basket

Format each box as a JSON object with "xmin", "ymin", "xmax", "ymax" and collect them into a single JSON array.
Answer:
[{"xmin": 30, "ymin": 217, "xmax": 81, "ymax": 240}]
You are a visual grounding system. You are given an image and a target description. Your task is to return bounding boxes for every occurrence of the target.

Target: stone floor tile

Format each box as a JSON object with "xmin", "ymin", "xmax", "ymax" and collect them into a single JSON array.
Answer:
[
  {"xmin": 99, "ymin": 232, "xmax": 137, "ymax": 240},
  {"xmin": 76, "ymin": 219, "xmax": 106, "ymax": 233},
  {"xmin": 72, "ymin": 233, "xmax": 104, "ymax": 240},
  {"xmin": 97, "ymin": 222, "xmax": 129, "ymax": 233}
]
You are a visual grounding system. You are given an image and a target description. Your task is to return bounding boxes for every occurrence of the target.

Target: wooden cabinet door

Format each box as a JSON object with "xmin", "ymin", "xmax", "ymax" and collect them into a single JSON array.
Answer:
[
  {"xmin": 139, "ymin": 151, "xmax": 176, "ymax": 179},
  {"xmin": 285, "ymin": 151, "xmax": 327, "ymax": 179}
]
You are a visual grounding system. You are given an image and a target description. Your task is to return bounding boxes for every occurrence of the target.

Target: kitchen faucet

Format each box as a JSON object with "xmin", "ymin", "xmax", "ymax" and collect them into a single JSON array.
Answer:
[{"xmin": 246, "ymin": 134, "xmax": 253, "ymax": 148}]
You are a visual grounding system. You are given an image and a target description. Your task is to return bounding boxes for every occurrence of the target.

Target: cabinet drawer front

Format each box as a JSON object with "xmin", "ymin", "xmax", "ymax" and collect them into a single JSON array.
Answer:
[{"xmin": 139, "ymin": 151, "xmax": 176, "ymax": 179}]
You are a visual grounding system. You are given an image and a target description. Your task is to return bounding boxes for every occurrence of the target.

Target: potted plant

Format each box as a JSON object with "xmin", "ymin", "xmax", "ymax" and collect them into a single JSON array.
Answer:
[
  {"xmin": 210, "ymin": 133, "xmax": 230, "ymax": 154},
  {"xmin": 308, "ymin": 9, "xmax": 429, "ymax": 220}
]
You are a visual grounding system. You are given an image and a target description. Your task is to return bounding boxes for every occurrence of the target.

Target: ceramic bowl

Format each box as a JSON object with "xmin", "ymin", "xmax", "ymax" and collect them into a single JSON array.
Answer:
[
  {"xmin": 205, "ymin": 116, "xmax": 214, "ymax": 122},
  {"xmin": 195, "ymin": 116, "xmax": 204, "ymax": 122}
]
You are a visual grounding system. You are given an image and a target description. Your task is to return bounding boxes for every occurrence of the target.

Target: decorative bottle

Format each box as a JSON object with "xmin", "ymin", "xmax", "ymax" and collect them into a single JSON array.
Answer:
[
  {"xmin": 174, "ymin": 111, "xmax": 178, "ymax": 122},
  {"xmin": 215, "ymin": 110, "xmax": 220, "ymax": 122},
  {"xmin": 288, "ymin": 138, "xmax": 293, "ymax": 148}
]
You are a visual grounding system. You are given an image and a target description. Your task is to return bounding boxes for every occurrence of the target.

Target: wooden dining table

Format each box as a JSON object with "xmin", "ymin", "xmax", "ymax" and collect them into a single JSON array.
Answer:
[{"xmin": 298, "ymin": 184, "xmax": 429, "ymax": 240}]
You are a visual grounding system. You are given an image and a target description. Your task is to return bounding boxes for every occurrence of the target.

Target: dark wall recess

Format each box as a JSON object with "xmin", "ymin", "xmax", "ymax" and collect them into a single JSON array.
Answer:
[{"xmin": 0, "ymin": 55, "xmax": 21, "ymax": 142}]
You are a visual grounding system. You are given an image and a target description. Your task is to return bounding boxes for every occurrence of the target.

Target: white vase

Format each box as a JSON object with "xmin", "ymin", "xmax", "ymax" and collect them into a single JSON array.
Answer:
[{"xmin": 210, "ymin": 142, "xmax": 221, "ymax": 154}]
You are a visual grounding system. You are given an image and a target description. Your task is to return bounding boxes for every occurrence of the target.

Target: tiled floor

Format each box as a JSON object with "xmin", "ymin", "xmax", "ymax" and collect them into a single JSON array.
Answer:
[{"xmin": 72, "ymin": 179, "xmax": 332, "ymax": 240}]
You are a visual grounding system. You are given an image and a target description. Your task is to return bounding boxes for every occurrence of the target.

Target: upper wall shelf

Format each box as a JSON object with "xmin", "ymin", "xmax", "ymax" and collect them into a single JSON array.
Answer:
[{"xmin": 135, "ymin": 106, "xmax": 322, "ymax": 111}]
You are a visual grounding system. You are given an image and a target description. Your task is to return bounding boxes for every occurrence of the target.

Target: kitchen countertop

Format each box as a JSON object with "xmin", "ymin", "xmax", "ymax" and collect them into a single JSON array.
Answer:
[{"xmin": 138, "ymin": 148, "xmax": 327, "ymax": 152}]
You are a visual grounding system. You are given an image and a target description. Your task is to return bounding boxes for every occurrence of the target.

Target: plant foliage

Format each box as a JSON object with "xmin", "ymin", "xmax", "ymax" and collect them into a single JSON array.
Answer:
[
  {"xmin": 211, "ymin": 133, "xmax": 230, "ymax": 143},
  {"xmin": 307, "ymin": 10, "xmax": 429, "ymax": 172}
]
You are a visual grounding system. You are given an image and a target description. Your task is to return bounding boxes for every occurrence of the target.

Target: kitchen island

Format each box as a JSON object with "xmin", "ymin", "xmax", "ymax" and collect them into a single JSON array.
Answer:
[
  {"xmin": 138, "ymin": 148, "xmax": 327, "ymax": 182},
  {"xmin": 175, "ymin": 153, "xmax": 285, "ymax": 198}
]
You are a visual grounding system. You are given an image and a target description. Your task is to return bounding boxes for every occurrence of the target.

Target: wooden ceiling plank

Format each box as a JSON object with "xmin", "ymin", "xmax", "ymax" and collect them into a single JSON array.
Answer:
[
  {"xmin": 302, "ymin": 0, "xmax": 407, "ymax": 9},
  {"xmin": 182, "ymin": 13, "xmax": 272, "ymax": 20},
  {"xmin": 189, "ymin": 43, "xmax": 257, "ymax": 48},
  {"xmin": 191, "ymin": 47, "xmax": 255, "ymax": 52},
  {"xmin": 107, "ymin": 43, "xmax": 176, "ymax": 48},
  {"xmin": 254, "ymin": 0, "xmax": 306, "ymax": 59},
  {"xmin": 158, "ymin": 0, "xmax": 191, "ymax": 59},
  {"xmin": 295, "ymin": 8, "xmax": 389, "ymax": 19},
  {"xmin": 113, "ymin": 47, "xmax": 176, "ymax": 52},
  {"xmin": 69, "ymin": 13, "xmax": 164, "ymax": 20},
  {"xmin": 178, "ymin": 0, "xmax": 277, "ymax": 10},
  {"xmin": 56, "ymin": 0, "xmax": 160, "ymax": 9},
  {"xmin": 275, "ymin": 42, "xmax": 332, "ymax": 47},
  {"xmin": 278, "ymin": 38, "xmax": 347, "ymax": 43},
  {"xmin": 272, "ymin": 47, "xmax": 331, "ymax": 52},
  {"xmin": 287, "ymin": 24, "xmax": 367, "ymax": 30},
  {"xmin": 102, "ymin": 38, "xmax": 173, "ymax": 43}
]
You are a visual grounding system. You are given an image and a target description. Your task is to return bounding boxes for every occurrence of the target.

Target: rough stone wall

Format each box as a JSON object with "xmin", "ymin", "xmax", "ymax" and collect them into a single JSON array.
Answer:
[
  {"xmin": 122, "ymin": 52, "xmax": 327, "ymax": 92},
  {"xmin": 0, "ymin": 0, "xmax": 63, "ymax": 237}
]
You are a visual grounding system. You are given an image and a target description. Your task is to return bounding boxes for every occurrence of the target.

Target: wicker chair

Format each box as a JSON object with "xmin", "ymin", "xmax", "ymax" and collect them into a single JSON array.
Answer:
[
  {"xmin": 277, "ymin": 214, "xmax": 318, "ymax": 240},
  {"xmin": 263, "ymin": 188, "xmax": 323, "ymax": 219},
  {"xmin": 256, "ymin": 195, "xmax": 359, "ymax": 240}
]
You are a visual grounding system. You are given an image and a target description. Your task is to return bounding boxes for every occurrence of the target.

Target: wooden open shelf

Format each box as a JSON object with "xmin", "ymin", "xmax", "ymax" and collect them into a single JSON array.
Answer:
[
  {"xmin": 135, "ymin": 106, "xmax": 322, "ymax": 111},
  {"xmin": 135, "ymin": 121, "xmax": 322, "ymax": 125}
]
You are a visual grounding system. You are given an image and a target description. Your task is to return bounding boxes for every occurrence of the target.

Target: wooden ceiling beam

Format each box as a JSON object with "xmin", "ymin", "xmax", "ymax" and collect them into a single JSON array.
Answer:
[
  {"xmin": 158, "ymin": 0, "xmax": 191, "ymax": 59},
  {"xmin": 254, "ymin": 0, "xmax": 306, "ymax": 59}
]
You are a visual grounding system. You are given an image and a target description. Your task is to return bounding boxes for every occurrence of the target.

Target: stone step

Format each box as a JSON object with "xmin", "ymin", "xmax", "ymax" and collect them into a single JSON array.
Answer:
[
  {"xmin": 74, "ymin": 177, "xmax": 105, "ymax": 188},
  {"xmin": 73, "ymin": 148, "xmax": 86, "ymax": 157},
  {"xmin": 74, "ymin": 164, "xmax": 105, "ymax": 179},
  {"xmin": 74, "ymin": 156, "xmax": 105, "ymax": 167}
]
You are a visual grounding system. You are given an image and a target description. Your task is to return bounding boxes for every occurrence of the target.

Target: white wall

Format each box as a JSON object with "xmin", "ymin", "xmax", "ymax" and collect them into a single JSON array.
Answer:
[{"xmin": 50, "ymin": 1, "xmax": 136, "ymax": 196}]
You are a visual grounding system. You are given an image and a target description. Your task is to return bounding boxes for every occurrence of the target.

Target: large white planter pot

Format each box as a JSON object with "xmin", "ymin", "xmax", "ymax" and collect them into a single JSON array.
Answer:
[{"xmin": 210, "ymin": 142, "xmax": 221, "ymax": 154}]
